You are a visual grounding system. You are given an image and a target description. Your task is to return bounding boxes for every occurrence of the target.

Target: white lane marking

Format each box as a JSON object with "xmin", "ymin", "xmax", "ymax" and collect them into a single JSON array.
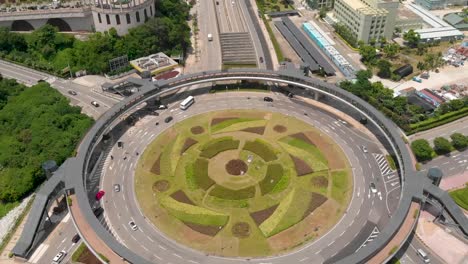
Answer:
[
  {"xmin": 142, "ymin": 245, "xmax": 149, "ymax": 251},
  {"xmin": 188, "ymin": 260, "xmax": 199, "ymax": 264},
  {"xmin": 173, "ymin": 253, "xmax": 183, "ymax": 259},
  {"xmin": 327, "ymin": 241, "xmax": 334, "ymax": 247},
  {"xmin": 62, "ymin": 212, "xmax": 71, "ymax": 223},
  {"xmin": 300, "ymin": 257, "xmax": 309, "ymax": 262},
  {"xmin": 154, "ymin": 254, "xmax": 162, "ymax": 260},
  {"xmin": 158, "ymin": 245, "xmax": 167, "ymax": 250},
  {"xmin": 28, "ymin": 244, "xmax": 49, "ymax": 263},
  {"xmin": 147, "ymin": 236, "xmax": 154, "ymax": 242}
]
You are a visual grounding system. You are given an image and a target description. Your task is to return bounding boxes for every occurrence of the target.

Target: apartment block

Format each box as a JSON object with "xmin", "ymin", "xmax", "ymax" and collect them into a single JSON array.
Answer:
[{"xmin": 333, "ymin": 0, "xmax": 399, "ymax": 43}]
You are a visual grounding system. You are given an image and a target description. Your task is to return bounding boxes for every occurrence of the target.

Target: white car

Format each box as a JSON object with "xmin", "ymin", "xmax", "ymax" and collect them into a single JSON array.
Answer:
[
  {"xmin": 370, "ymin": 183, "xmax": 377, "ymax": 194},
  {"xmin": 52, "ymin": 250, "xmax": 67, "ymax": 263},
  {"xmin": 361, "ymin": 146, "xmax": 368, "ymax": 153},
  {"xmin": 129, "ymin": 221, "xmax": 138, "ymax": 231}
]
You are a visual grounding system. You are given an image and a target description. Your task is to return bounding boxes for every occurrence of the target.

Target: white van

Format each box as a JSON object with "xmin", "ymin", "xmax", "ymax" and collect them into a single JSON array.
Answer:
[
  {"xmin": 180, "ymin": 96, "xmax": 195, "ymax": 110},
  {"xmin": 417, "ymin": 249, "xmax": 430, "ymax": 263}
]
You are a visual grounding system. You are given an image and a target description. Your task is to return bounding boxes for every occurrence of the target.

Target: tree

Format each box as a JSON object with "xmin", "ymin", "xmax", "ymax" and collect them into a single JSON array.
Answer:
[
  {"xmin": 450, "ymin": 133, "xmax": 468, "ymax": 150},
  {"xmin": 377, "ymin": 59, "xmax": 392, "ymax": 78},
  {"xmin": 433, "ymin": 137, "xmax": 452, "ymax": 155},
  {"xmin": 417, "ymin": 61, "xmax": 426, "ymax": 71},
  {"xmin": 403, "ymin": 29, "xmax": 421, "ymax": 48},
  {"xmin": 411, "ymin": 139, "xmax": 433, "ymax": 162},
  {"xmin": 319, "ymin": 7, "xmax": 327, "ymax": 19},
  {"xmin": 383, "ymin": 43, "xmax": 400, "ymax": 58},
  {"xmin": 359, "ymin": 45, "xmax": 377, "ymax": 64}
]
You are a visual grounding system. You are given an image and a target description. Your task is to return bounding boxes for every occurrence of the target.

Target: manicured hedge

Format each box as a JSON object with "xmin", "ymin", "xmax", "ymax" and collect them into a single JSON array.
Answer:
[
  {"xmin": 259, "ymin": 164, "xmax": 284, "ymax": 195},
  {"xmin": 209, "ymin": 185, "xmax": 256, "ymax": 200},
  {"xmin": 185, "ymin": 158, "xmax": 214, "ymax": 190},
  {"xmin": 199, "ymin": 137, "xmax": 240, "ymax": 158},
  {"xmin": 160, "ymin": 196, "xmax": 229, "ymax": 226},
  {"xmin": 243, "ymin": 139, "xmax": 277, "ymax": 161},
  {"xmin": 408, "ymin": 107, "xmax": 468, "ymax": 134}
]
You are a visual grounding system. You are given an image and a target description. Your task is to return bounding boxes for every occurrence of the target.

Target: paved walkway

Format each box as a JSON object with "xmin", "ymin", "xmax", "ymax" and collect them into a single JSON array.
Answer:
[
  {"xmin": 367, "ymin": 202, "xmax": 420, "ymax": 264},
  {"xmin": 439, "ymin": 170, "xmax": 468, "ymax": 191},
  {"xmin": 69, "ymin": 195, "xmax": 126, "ymax": 264},
  {"xmin": 0, "ymin": 206, "xmax": 32, "ymax": 264}
]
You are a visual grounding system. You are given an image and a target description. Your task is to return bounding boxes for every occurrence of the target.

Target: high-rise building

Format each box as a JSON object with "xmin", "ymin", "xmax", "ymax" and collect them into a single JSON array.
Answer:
[{"xmin": 332, "ymin": 0, "xmax": 399, "ymax": 43}]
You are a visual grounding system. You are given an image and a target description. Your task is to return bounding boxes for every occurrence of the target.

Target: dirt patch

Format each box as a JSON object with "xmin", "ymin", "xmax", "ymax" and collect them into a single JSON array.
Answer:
[
  {"xmin": 303, "ymin": 193, "xmax": 328, "ymax": 218},
  {"xmin": 191, "ymin": 126, "xmax": 205, "ymax": 135},
  {"xmin": 183, "ymin": 222, "xmax": 223, "ymax": 236},
  {"xmin": 311, "ymin": 176, "xmax": 328, "ymax": 188},
  {"xmin": 153, "ymin": 180, "xmax": 170, "ymax": 192},
  {"xmin": 225, "ymin": 159, "xmax": 248, "ymax": 175},
  {"xmin": 250, "ymin": 204, "xmax": 279, "ymax": 226},
  {"xmin": 290, "ymin": 155, "xmax": 313, "ymax": 176},
  {"xmin": 211, "ymin": 117, "xmax": 237, "ymax": 126},
  {"xmin": 305, "ymin": 131, "xmax": 346, "ymax": 170},
  {"xmin": 241, "ymin": 126, "xmax": 265, "ymax": 135},
  {"xmin": 150, "ymin": 153, "xmax": 162, "ymax": 175},
  {"xmin": 232, "ymin": 222, "xmax": 250, "ymax": 238},
  {"xmin": 170, "ymin": 190, "xmax": 194, "ymax": 205},
  {"xmin": 76, "ymin": 245, "xmax": 101, "ymax": 264},
  {"xmin": 181, "ymin": 138, "xmax": 198, "ymax": 154},
  {"xmin": 290, "ymin": 132, "xmax": 315, "ymax": 146},
  {"xmin": 273, "ymin": 125, "xmax": 287, "ymax": 133}
]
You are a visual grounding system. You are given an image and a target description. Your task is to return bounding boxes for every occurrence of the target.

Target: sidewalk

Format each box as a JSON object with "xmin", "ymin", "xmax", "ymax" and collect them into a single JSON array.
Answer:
[
  {"xmin": 439, "ymin": 170, "xmax": 468, "ymax": 191},
  {"xmin": 0, "ymin": 207, "xmax": 32, "ymax": 264},
  {"xmin": 69, "ymin": 195, "xmax": 126, "ymax": 264}
]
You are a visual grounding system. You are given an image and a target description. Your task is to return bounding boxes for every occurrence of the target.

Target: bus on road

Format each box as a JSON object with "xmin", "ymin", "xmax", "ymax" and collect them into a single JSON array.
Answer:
[{"xmin": 180, "ymin": 96, "xmax": 195, "ymax": 110}]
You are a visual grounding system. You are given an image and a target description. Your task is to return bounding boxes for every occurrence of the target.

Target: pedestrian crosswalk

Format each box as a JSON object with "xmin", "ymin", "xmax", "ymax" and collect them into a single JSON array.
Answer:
[
  {"xmin": 356, "ymin": 227, "xmax": 380, "ymax": 252},
  {"xmin": 373, "ymin": 154, "xmax": 395, "ymax": 176}
]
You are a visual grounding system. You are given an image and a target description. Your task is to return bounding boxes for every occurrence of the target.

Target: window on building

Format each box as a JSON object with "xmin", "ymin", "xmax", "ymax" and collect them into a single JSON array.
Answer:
[
  {"xmin": 116, "ymin": 14, "xmax": 120, "ymax": 25},
  {"xmin": 144, "ymin": 9, "xmax": 148, "ymax": 20},
  {"xmin": 136, "ymin": 11, "xmax": 140, "ymax": 22},
  {"xmin": 98, "ymin": 13, "xmax": 102, "ymax": 23},
  {"xmin": 106, "ymin": 14, "xmax": 110, "ymax": 24},
  {"xmin": 150, "ymin": 6, "xmax": 153, "ymax": 16},
  {"xmin": 126, "ymin": 13, "xmax": 131, "ymax": 24}
]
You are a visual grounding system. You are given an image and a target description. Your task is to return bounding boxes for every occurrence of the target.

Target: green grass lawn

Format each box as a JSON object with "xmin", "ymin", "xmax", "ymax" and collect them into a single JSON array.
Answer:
[
  {"xmin": 135, "ymin": 109, "xmax": 351, "ymax": 257},
  {"xmin": 450, "ymin": 187, "xmax": 468, "ymax": 210},
  {"xmin": 0, "ymin": 201, "xmax": 19, "ymax": 219}
]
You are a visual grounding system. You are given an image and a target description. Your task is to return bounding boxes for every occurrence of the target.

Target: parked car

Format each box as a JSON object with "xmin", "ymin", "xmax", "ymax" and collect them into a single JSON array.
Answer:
[
  {"xmin": 52, "ymin": 250, "xmax": 67, "ymax": 263},
  {"xmin": 68, "ymin": 90, "xmax": 77, "ymax": 96},
  {"xmin": 91, "ymin": 101, "xmax": 100, "ymax": 107},
  {"xmin": 165, "ymin": 116, "xmax": 173, "ymax": 123},
  {"xmin": 129, "ymin": 221, "xmax": 138, "ymax": 231},
  {"xmin": 263, "ymin": 97, "xmax": 273, "ymax": 102},
  {"xmin": 114, "ymin": 184, "xmax": 121, "ymax": 192},
  {"xmin": 157, "ymin": 104, "xmax": 167, "ymax": 110},
  {"xmin": 72, "ymin": 234, "xmax": 80, "ymax": 243},
  {"xmin": 95, "ymin": 190, "xmax": 105, "ymax": 200}
]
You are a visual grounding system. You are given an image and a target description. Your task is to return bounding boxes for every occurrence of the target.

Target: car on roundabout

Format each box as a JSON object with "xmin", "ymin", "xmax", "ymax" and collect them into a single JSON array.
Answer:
[{"xmin": 129, "ymin": 221, "xmax": 138, "ymax": 231}]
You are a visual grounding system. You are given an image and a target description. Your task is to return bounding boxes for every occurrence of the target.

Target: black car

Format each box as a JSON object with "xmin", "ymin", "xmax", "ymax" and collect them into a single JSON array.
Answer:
[
  {"xmin": 93, "ymin": 207, "xmax": 104, "ymax": 217},
  {"xmin": 72, "ymin": 234, "xmax": 80, "ymax": 243},
  {"xmin": 263, "ymin": 97, "xmax": 273, "ymax": 102},
  {"xmin": 165, "ymin": 116, "xmax": 173, "ymax": 123},
  {"xmin": 68, "ymin": 90, "xmax": 77, "ymax": 96},
  {"xmin": 259, "ymin": 57, "xmax": 264, "ymax": 63}
]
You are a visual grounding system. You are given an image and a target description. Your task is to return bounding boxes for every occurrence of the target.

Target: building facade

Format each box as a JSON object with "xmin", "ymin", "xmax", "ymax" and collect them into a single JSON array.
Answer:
[
  {"xmin": 332, "ymin": 0, "xmax": 399, "ymax": 44},
  {"xmin": 0, "ymin": 0, "xmax": 154, "ymax": 35},
  {"xmin": 415, "ymin": 0, "xmax": 467, "ymax": 10}
]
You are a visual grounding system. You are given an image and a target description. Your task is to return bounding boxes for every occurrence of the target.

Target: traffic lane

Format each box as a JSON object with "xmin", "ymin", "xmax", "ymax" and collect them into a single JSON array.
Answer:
[
  {"xmin": 52, "ymin": 79, "xmax": 119, "ymax": 108},
  {"xmin": 421, "ymin": 149, "xmax": 468, "ymax": 177},
  {"xmin": 197, "ymin": 0, "xmax": 222, "ymax": 71},
  {"xmin": 401, "ymin": 232, "xmax": 445, "ymax": 264},
  {"xmin": 411, "ymin": 117, "xmax": 468, "ymax": 143},
  {"xmin": 35, "ymin": 215, "xmax": 80, "ymax": 264},
  {"xmin": 0, "ymin": 60, "xmax": 48, "ymax": 84},
  {"xmin": 100, "ymin": 94, "xmax": 386, "ymax": 262}
]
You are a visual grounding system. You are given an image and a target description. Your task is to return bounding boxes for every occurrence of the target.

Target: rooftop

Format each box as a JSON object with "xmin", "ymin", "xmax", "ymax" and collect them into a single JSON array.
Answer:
[{"xmin": 397, "ymin": 5, "xmax": 421, "ymax": 20}]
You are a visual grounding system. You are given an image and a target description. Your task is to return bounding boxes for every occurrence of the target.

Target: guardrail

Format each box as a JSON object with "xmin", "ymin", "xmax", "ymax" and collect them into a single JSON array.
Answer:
[{"xmin": 70, "ymin": 69, "xmax": 417, "ymax": 264}]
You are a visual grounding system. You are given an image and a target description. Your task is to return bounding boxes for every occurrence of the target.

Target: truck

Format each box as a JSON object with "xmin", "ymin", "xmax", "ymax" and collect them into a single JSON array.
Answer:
[{"xmin": 208, "ymin": 33, "xmax": 213, "ymax": 41}]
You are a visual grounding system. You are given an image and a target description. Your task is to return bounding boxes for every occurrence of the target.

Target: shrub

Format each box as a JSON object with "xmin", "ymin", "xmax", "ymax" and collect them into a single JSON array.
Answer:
[
  {"xmin": 433, "ymin": 137, "xmax": 452, "ymax": 155},
  {"xmin": 389, "ymin": 245, "xmax": 398, "ymax": 255},
  {"xmin": 199, "ymin": 137, "xmax": 240, "ymax": 158},
  {"xmin": 243, "ymin": 139, "xmax": 277, "ymax": 161},
  {"xmin": 451, "ymin": 133, "xmax": 468, "ymax": 150},
  {"xmin": 413, "ymin": 209, "xmax": 419, "ymax": 219},
  {"xmin": 98, "ymin": 253, "xmax": 109, "ymax": 263},
  {"xmin": 185, "ymin": 159, "xmax": 214, "ymax": 190},
  {"xmin": 411, "ymin": 139, "xmax": 433, "ymax": 162},
  {"xmin": 71, "ymin": 243, "xmax": 86, "ymax": 261},
  {"xmin": 209, "ymin": 185, "xmax": 256, "ymax": 200},
  {"xmin": 67, "ymin": 196, "xmax": 72, "ymax": 206},
  {"xmin": 386, "ymin": 155, "xmax": 397, "ymax": 170}
]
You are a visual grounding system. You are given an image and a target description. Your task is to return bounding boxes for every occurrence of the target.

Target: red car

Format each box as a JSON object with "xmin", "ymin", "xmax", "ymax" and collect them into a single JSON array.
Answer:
[{"xmin": 95, "ymin": 190, "xmax": 105, "ymax": 200}]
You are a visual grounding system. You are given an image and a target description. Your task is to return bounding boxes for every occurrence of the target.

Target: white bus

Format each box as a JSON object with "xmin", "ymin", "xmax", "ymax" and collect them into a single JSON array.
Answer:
[{"xmin": 180, "ymin": 96, "xmax": 195, "ymax": 110}]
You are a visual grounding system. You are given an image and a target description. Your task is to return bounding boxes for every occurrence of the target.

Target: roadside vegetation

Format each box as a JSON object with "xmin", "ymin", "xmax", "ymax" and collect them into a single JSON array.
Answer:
[
  {"xmin": 450, "ymin": 186, "xmax": 468, "ymax": 210},
  {"xmin": 0, "ymin": 77, "xmax": 93, "ymax": 217},
  {"xmin": 0, "ymin": 0, "xmax": 190, "ymax": 75},
  {"xmin": 410, "ymin": 133, "xmax": 467, "ymax": 162},
  {"xmin": 339, "ymin": 70, "xmax": 468, "ymax": 133}
]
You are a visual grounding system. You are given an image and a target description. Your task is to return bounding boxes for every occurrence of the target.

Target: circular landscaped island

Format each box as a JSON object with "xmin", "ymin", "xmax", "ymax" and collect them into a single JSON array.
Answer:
[{"xmin": 134, "ymin": 110, "xmax": 353, "ymax": 257}]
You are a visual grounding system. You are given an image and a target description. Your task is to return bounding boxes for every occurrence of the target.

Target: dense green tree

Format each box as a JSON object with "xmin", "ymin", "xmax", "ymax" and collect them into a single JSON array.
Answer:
[
  {"xmin": 411, "ymin": 139, "xmax": 433, "ymax": 162},
  {"xmin": 359, "ymin": 45, "xmax": 377, "ymax": 64},
  {"xmin": 383, "ymin": 43, "xmax": 400, "ymax": 58},
  {"xmin": 450, "ymin": 133, "xmax": 468, "ymax": 150},
  {"xmin": 403, "ymin": 29, "xmax": 421, "ymax": 48},
  {"xmin": 0, "ymin": 80, "xmax": 93, "ymax": 203},
  {"xmin": 319, "ymin": 7, "xmax": 327, "ymax": 19},
  {"xmin": 433, "ymin": 137, "xmax": 452, "ymax": 155},
  {"xmin": 377, "ymin": 59, "xmax": 392, "ymax": 78}
]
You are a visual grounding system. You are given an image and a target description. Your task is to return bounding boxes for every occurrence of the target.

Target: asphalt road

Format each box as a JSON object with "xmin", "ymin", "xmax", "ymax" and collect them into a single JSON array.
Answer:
[
  {"xmin": 398, "ymin": 232, "xmax": 445, "ymax": 264},
  {"xmin": 420, "ymin": 149, "xmax": 468, "ymax": 177},
  {"xmin": 0, "ymin": 59, "xmax": 118, "ymax": 119},
  {"xmin": 216, "ymin": 0, "xmax": 247, "ymax": 33},
  {"xmin": 97, "ymin": 92, "xmax": 398, "ymax": 264},
  {"xmin": 410, "ymin": 116, "xmax": 468, "ymax": 143},
  {"xmin": 195, "ymin": 0, "xmax": 222, "ymax": 71}
]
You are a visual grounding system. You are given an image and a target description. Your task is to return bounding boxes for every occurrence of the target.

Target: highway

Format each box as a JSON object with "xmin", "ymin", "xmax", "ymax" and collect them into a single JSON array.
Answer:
[
  {"xmin": 0, "ymin": 59, "xmax": 119, "ymax": 119},
  {"xmin": 97, "ymin": 91, "xmax": 398, "ymax": 263},
  {"xmin": 194, "ymin": 0, "xmax": 222, "ymax": 71},
  {"xmin": 410, "ymin": 116, "xmax": 468, "ymax": 143},
  {"xmin": 421, "ymin": 149, "xmax": 468, "ymax": 177}
]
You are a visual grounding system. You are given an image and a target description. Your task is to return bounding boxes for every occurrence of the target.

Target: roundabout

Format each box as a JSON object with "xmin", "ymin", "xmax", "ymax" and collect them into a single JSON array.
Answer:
[
  {"xmin": 134, "ymin": 110, "xmax": 352, "ymax": 257},
  {"xmin": 68, "ymin": 69, "xmax": 417, "ymax": 264}
]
